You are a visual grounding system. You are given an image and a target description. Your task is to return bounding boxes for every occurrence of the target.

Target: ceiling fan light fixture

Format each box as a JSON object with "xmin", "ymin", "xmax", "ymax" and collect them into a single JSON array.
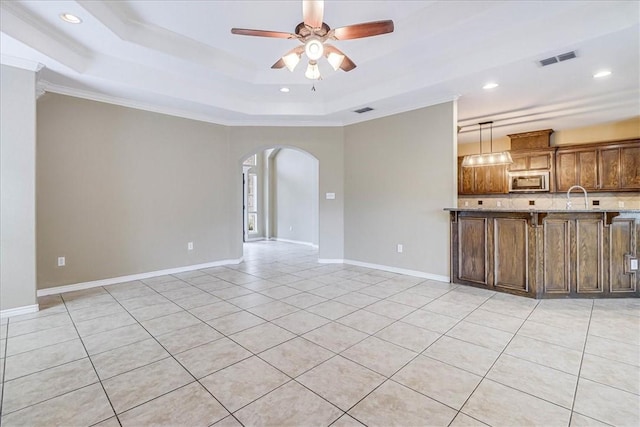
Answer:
[
  {"xmin": 327, "ymin": 52, "xmax": 345, "ymax": 71},
  {"xmin": 282, "ymin": 52, "xmax": 301, "ymax": 72},
  {"xmin": 305, "ymin": 38, "xmax": 324, "ymax": 61},
  {"xmin": 305, "ymin": 61, "xmax": 321, "ymax": 80}
]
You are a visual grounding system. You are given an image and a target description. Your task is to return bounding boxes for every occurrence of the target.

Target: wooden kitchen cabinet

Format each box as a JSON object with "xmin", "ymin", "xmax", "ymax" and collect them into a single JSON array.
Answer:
[
  {"xmin": 458, "ymin": 157, "xmax": 508, "ymax": 195},
  {"xmin": 448, "ymin": 208, "xmax": 640, "ymax": 298},
  {"xmin": 556, "ymin": 139, "xmax": 640, "ymax": 192},
  {"xmin": 509, "ymin": 148, "xmax": 554, "ymax": 171},
  {"xmin": 475, "ymin": 165, "xmax": 508, "ymax": 194},
  {"xmin": 599, "ymin": 143, "xmax": 640, "ymax": 190},
  {"xmin": 556, "ymin": 147, "xmax": 599, "ymax": 191}
]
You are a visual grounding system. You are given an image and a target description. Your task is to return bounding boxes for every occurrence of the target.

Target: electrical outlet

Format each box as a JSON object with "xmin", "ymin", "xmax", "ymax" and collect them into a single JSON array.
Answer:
[
  {"xmin": 464, "ymin": 201, "xmax": 469, "ymax": 207},
  {"xmin": 497, "ymin": 201, "xmax": 502, "ymax": 207},
  {"xmin": 57, "ymin": 256, "xmax": 65, "ymax": 267},
  {"xmin": 188, "ymin": 242, "xmax": 194, "ymax": 251},
  {"xmin": 289, "ymin": 226, "xmax": 293, "ymax": 231},
  {"xmin": 619, "ymin": 201, "xmax": 625, "ymax": 208},
  {"xmin": 397, "ymin": 244, "xmax": 403, "ymax": 253}
]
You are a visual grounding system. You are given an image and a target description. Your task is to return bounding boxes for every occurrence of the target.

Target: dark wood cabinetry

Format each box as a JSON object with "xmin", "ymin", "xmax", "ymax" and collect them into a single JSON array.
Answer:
[
  {"xmin": 556, "ymin": 148, "xmax": 598, "ymax": 191},
  {"xmin": 457, "ymin": 158, "xmax": 507, "ymax": 195},
  {"xmin": 555, "ymin": 139, "xmax": 640, "ymax": 192},
  {"xmin": 448, "ymin": 209, "xmax": 640, "ymax": 298},
  {"xmin": 459, "ymin": 138, "xmax": 639, "ymax": 195}
]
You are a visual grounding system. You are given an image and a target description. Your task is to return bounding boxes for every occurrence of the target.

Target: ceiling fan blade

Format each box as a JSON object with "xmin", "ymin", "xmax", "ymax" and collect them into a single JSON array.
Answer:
[
  {"xmin": 332, "ymin": 20, "xmax": 394, "ymax": 40},
  {"xmin": 324, "ymin": 44, "xmax": 356, "ymax": 71},
  {"xmin": 271, "ymin": 58, "xmax": 286, "ymax": 69},
  {"xmin": 302, "ymin": 0, "xmax": 324, "ymax": 29},
  {"xmin": 231, "ymin": 28, "xmax": 297, "ymax": 39}
]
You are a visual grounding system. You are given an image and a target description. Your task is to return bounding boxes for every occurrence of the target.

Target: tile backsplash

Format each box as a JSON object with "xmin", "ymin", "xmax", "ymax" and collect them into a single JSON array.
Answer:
[{"xmin": 458, "ymin": 192, "xmax": 640, "ymax": 210}]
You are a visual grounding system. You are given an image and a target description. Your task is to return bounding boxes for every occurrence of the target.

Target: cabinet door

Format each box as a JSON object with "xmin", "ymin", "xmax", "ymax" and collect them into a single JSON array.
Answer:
[
  {"xmin": 620, "ymin": 145, "xmax": 640, "ymax": 189},
  {"xmin": 577, "ymin": 150, "xmax": 599, "ymax": 190},
  {"xmin": 529, "ymin": 154, "xmax": 551, "ymax": 170},
  {"xmin": 475, "ymin": 165, "xmax": 507, "ymax": 194},
  {"xmin": 509, "ymin": 156, "xmax": 528, "ymax": 171},
  {"xmin": 599, "ymin": 147, "xmax": 620, "ymax": 190},
  {"xmin": 458, "ymin": 158, "xmax": 474, "ymax": 194},
  {"xmin": 556, "ymin": 152, "xmax": 577, "ymax": 191}
]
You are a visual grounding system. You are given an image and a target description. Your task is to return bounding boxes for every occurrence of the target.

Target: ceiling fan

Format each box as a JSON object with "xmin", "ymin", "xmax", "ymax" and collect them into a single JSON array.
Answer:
[{"xmin": 231, "ymin": 0, "xmax": 394, "ymax": 80}]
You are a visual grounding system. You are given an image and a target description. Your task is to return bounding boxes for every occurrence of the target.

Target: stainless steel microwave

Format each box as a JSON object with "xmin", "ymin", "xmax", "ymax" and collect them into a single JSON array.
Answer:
[{"xmin": 508, "ymin": 170, "xmax": 550, "ymax": 192}]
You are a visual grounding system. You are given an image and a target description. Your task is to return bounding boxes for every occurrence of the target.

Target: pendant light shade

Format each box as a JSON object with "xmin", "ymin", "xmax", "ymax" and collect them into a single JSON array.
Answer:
[
  {"xmin": 327, "ymin": 52, "xmax": 345, "ymax": 71},
  {"xmin": 461, "ymin": 121, "xmax": 513, "ymax": 167},
  {"xmin": 305, "ymin": 61, "xmax": 321, "ymax": 80},
  {"xmin": 282, "ymin": 52, "xmax": 301, "ymax": 72}
]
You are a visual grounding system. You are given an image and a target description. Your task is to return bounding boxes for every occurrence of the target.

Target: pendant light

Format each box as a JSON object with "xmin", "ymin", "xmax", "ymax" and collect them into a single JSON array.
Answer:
[{"xmin": 461, "ymin": 121, "xmax": 513, "ymax": 167}]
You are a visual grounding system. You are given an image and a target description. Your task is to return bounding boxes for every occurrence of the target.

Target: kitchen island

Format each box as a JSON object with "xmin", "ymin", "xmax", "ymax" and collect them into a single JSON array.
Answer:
[{"xmin": 446, "ymin": 208, "xmax": 640, "ymax": 298}]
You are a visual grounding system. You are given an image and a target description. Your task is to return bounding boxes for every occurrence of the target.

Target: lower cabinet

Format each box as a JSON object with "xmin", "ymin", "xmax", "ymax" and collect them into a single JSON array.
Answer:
[
  {"xmin": 450, "ymin": 210, "xmax": 639, "ymax": 298},
  {"xmin": 454, "ymin": 212, "xmax": 536, "ymax": 297}
]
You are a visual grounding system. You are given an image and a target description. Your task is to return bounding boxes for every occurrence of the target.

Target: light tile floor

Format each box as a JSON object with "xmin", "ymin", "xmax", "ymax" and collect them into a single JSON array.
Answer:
[{"xmin": 1, "ymin": 241, "xmax": 639, "ymax": 427}]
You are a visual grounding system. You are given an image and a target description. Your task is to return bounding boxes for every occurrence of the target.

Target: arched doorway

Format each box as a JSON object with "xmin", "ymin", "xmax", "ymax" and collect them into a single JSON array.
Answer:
[{"xmin": 241, "ymin": 147, "xmax": 319, "ymax": 250}]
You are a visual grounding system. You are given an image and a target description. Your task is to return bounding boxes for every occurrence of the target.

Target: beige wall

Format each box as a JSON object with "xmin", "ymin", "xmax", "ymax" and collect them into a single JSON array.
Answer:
[
  {"xmin": 553, "ymin": 116, "xmax": 640, "ymax": 145},
  {"xmin": 37, "ymin": 94, "xmax": 234, "ymax": 289},
  {"xmin": 273, "ymin": 149, "xmax": 319, "ymax": 245},
  {"xmin": 1, "ymin": 65, "xmax": 38, "ymax": 311},
  {"xmin": 36, "ymin": 94, "xmax": 346, "ymax": 288},
  {"xmin": 344, "ymin": 101, "xmax": 457, "ymax": 278}
]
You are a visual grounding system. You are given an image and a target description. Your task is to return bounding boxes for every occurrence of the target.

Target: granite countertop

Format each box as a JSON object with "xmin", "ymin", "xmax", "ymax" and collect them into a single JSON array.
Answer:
[{"xmin": 444, "ymin": 208, "xmax": 640, "ymax": 213}]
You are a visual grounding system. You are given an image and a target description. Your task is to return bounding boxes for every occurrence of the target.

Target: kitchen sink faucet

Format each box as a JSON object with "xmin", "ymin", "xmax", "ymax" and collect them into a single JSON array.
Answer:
[{"xmin": 566, "ymin": 185, "xmax": 588, "ymax": 209}]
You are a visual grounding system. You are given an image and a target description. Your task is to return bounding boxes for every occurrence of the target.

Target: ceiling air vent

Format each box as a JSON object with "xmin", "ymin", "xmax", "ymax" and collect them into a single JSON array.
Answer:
[
  {"xmin": 539, "ymin": 51, "xmax": 577, "ymax": 67},
  {"xmin": 353, "ymin": 107, "xmax": 374, "ymax": 114},
  {"xmin": 539, "ymin": 57, "xmax": 558, "ymax": 67},
  {"xmin": 557, "ymin": 51, "xmax": 576, "ymax": 62}
]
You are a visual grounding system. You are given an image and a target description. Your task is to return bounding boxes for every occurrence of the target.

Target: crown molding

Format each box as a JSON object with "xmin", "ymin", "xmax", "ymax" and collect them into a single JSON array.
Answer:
[
  {"xmin": 0, "ymin": 54, "xmax": 44, "ymax": 72},
  {"xmin": 39, "ymin": 81, "xmax": 348, "ymax": 127}
]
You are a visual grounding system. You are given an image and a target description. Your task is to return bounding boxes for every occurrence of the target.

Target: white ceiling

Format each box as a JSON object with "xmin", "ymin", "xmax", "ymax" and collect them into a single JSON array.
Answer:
[{"xmin": 1, "ymin": 0, "xmax": 638, "ymax": 144}]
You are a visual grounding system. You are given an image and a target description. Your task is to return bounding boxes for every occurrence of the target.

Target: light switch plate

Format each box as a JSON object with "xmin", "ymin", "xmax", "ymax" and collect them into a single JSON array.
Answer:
[{"xmin": 625, "ymin": 254, "xmax": 638, "ymax": 273}]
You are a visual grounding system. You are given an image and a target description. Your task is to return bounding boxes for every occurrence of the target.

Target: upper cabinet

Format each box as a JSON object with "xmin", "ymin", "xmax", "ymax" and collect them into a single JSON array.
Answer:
[
  {"xmin": 457, "ymin": 158, "xmax": 507, "ymax": 195},
  {"xmin": 556, "ymin": 147, "xmax": 599, "ymax": 191},
  {"xmin": 458, "ymin": 134, "xmax": 639, "ymax": 195},
  {"xmin": 556, "ymin": 139, "xmax": 640, "ymax": 192}
]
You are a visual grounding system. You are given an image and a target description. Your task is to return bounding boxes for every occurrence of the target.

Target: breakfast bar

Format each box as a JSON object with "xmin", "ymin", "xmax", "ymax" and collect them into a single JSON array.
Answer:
[{"xmin": 446, "ymin": 208, "xmax": 640, "ymax": 298}]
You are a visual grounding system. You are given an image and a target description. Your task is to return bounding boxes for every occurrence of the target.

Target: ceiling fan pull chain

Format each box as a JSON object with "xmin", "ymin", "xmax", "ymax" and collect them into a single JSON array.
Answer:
[{"xmin": 311, "ymin": 84, "xmax": 316, "ymax": 92}]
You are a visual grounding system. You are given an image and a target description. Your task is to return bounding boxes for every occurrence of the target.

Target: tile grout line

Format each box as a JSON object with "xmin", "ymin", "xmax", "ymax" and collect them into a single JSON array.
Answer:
[
  {"xmin": 61, "ymin": 290, "xmax": 124, "ymax": 427},
  {"xmin": 568, "ymin": 299, "xmax": 595, "ymax": 426},
  {"xmin": 442, "ymin": 294, "xmax": 541, "ymax": 427},
  {"xmin": 0, "ymin": 317, "xmax": 10, "ymax": 418},
  {"xmin": 303, "ymin": 285, "xmax": 474, "ymax": 425},
  {"xmin": 102, "ymin": 284, "xmax": 245, "ymax": 426}
]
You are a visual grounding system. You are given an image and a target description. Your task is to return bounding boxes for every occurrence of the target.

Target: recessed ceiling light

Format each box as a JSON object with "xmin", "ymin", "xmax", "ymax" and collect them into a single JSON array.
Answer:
[
  {"xmin": 280, "ymin": 87, "xmax": 290, "ymax": 93},
  {"xmin": 593, "ymin": 70, "xmax": 612, "ymax": 79},
  {"xmin": 483, "ymin": 82, "xmax": 499, "ymax": 90},
  {"xmin": 60, "ymin": 13, "xmax": 82, "ymax": 24}
]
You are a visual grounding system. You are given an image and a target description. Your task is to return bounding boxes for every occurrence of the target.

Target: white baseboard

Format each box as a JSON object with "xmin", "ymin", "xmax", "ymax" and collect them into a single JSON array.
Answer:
[
  {"xmin": 1, "ymin": 303, "xmax": 40, "ymax": 319},
  {"xmin": 318, "ymin": 258, "xmax": 345, "ymax": 264},
  {"xmin": 272, "ymin": 238, "xmax": 318, "ymax": 248},
  {"xmin": 37, "ymin": 258, "xmax": 244, "ymax": 297},
  {"xmin": 342, "ymin": 259, "xmax": 450, "ymax": 283},
  {"xmin": 245, "ymin": 237, "xmax": 265, "ymax": 242}
]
